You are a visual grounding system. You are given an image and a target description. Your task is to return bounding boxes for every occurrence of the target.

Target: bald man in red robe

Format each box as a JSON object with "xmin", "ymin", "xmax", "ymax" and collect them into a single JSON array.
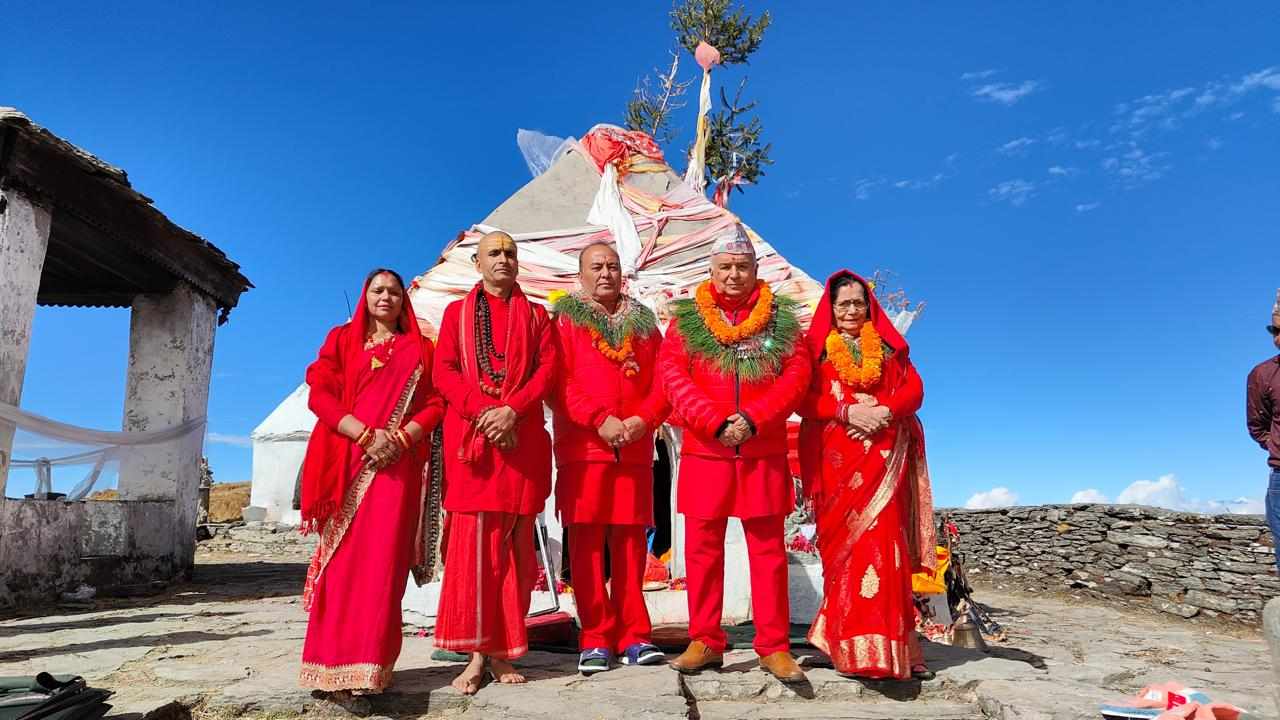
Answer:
[
  {"xmin": 659, "ymin": 224, "xmax": 811, "ymax": 683},
  {"xmin": 433, "ymin": 231, "xmax": 557, "ymax": 694}
]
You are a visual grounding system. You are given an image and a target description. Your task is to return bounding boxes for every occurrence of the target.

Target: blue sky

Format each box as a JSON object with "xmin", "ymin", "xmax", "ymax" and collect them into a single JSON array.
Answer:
[{"xmin": 5, "ymin": 2, "xmax": 1279, "ymax": 511}]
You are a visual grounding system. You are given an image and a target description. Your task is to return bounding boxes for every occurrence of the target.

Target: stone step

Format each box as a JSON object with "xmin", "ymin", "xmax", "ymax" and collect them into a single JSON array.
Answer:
[
  {"xmin": 680, "ymin": 667, "xmax": 964, "ymax": 705},
  {"xmin": 695, "ymin": 700, "xmax": 981, "ymax": 720}
]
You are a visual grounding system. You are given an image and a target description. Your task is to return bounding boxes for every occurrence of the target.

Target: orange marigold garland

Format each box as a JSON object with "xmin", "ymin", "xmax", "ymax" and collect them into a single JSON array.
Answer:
[
  {"xmin": 552, "ymin": 292, "xmax": 654, "ymax": 378},
  {"xmin": 589, "ymin": 327, "xmax": 639, "ymax": 377},
  {"xmin": 825, "ymin": 322, "xmax": 884, "ymax": 389},
  {"xmin": 694, "ymin": 280, "xmax": 773, "ymax": 344}
]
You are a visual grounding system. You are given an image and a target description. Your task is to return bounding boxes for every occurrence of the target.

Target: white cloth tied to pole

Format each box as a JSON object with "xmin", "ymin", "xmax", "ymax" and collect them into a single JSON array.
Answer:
[
  {"xmin": 683, "ymin": 67, "xmax": 714, "ymax": 194},
  {"xmin": 586, "ymin": 163, "xmax": 644, "ymax": 277},
  {"xmin": 0, "ymin": 401, "xmax": 206, "ymax": 501}
]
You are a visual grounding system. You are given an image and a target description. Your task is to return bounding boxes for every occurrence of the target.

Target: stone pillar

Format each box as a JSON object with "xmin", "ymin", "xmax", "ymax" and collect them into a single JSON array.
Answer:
[
  {"xmin": 119, "ymin": 282, "xmax": 216, "ymax": 572},
  {"xmin": 0, "ymin": 189, "xmax": 52, "ymax": 496}
]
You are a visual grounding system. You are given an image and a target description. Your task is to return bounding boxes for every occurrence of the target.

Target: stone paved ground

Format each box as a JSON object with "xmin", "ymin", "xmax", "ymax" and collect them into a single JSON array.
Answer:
[{"xmin": 1, "ymin": 554, "xmax": 1274, "ymax": 720}]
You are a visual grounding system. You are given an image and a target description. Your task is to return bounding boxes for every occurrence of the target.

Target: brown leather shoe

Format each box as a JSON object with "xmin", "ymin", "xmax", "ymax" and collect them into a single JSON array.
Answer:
[
  {"xmin": 669, "ymin": 640, "xmax": 723, "ymax": 674},
  {"xmin": 758, "ymin": 651, "xmax": 806, "ymax": 683}
]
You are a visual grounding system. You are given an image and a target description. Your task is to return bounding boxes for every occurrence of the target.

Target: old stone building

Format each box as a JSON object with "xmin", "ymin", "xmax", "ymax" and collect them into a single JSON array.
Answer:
[{"xmin": 0, "ymin": 108, "xmax": 251, "ymax": 606}]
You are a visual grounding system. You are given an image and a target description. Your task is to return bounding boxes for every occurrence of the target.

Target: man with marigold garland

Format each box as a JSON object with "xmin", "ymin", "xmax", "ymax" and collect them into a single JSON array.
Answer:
[
  {"xmin": 659, "ymin": 223, "xmax": 812, "ymax": 683},
  {"xmin": 550, "ymin": 241, "xmax": 670, "ymax": 675}
]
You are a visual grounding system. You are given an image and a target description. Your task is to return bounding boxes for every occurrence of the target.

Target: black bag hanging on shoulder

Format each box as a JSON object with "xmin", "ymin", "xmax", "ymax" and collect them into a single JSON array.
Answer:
[{"xmin": 0, "ymin": 674, "xmax": 112, "ymax": 720}]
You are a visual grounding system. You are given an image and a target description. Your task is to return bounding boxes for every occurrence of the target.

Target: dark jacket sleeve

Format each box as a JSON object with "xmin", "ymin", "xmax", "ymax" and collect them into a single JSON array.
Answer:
[{"xmin": 1247, "ymin": 363, "xmax": 1274, "ymax": 448}]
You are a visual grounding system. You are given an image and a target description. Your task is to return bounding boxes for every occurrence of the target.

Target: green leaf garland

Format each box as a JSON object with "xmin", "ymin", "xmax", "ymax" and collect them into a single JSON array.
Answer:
[{"xmin": 671, "ymin": 292, "xmax": 802, "ymax": 381}]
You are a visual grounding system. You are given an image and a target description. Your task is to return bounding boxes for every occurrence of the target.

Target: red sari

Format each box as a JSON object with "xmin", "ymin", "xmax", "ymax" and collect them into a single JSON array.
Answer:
[
  {"xmin": 298, "ymin": 280, "xmax": 444, "ymax": 692},
  {"xmin": 798, "ymin": 271, "xmax": 936, "ymax": 680}
]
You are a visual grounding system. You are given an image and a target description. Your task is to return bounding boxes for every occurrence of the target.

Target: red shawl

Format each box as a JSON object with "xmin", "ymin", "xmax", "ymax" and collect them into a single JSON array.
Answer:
[
  {"xmin": 300, "ymin": 276, "xmax": 432, "ymax": 531},
  {"xmin": 455, "ymin": 282, "xmax": 540, "ymax": 463},
  {"xmin": 803, "ymin": 270, "xmax": 909, "ymax": 362}
]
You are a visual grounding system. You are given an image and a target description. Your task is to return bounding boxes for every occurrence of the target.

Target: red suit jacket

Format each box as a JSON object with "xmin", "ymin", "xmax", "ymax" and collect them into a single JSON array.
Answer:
[
  {"xmin": 551, "ymin": 313, "xmax": 669, "ymax": 468},
  {"xmin": 659, "ymin": 287, "xmax": 811, "ymax": 518}
]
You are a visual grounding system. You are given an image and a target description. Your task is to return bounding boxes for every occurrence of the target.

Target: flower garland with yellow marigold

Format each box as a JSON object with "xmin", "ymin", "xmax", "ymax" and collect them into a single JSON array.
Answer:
[
  {"xmin": 589, "ymin": 327, "xmax": 638, "ymax": 377},
  {"xmin": 825, "ymin": 322, "xmax": 884, "ymax": 389},
  {"xmin": 670, "ymin": 280, "xmax": 802, "ymax": 381},
  {"xmin": 551, "ymin": 290, "xmax": 654, "ymax": 378},
  {"xmin": 694, "ymin": 280, "xmax": 773, "ymax": 345}
]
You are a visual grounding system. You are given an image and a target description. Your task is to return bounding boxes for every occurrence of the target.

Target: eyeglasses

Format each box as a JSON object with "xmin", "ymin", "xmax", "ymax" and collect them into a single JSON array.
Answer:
[{"xmin": 1269, "ymin": 325, "xmax": 1280, "ymax": 337}]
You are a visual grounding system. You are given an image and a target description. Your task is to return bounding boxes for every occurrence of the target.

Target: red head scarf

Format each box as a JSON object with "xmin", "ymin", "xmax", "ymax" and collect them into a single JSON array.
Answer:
[
  {"xmin": 300, "ymin": 272, "xmax": 431, "ymax": 530},
  {"xmin": 805, "ymin": 270, "xmax": 909, "ymax": 362}
]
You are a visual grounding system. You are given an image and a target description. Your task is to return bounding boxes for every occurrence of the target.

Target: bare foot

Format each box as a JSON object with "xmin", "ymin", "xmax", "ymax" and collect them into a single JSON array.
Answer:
[
  {"xmin": 450, "ymin": 653, "xmax": 485, "ymax": 695},
  {"xmin": 489, "ymin": 657, "xmax": 526, "ymax": 684}
]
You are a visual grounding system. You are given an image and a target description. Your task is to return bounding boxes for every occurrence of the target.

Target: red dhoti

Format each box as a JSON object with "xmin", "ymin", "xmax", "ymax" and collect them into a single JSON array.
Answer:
[{"xmin": 433, "ymin": 511, "xmax": 538, "ymax": 659}]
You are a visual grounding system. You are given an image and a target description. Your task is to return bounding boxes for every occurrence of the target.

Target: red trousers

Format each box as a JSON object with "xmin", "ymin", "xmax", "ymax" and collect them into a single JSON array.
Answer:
[
  {"xmin": 685, "ymin": 514, "xmax": 790, "ymax": 656},
  {"xmin": 434, "ymin": 511, "xmax": 536, "ymax": 659},
  {"xmin": 569, "ymin": 523, "xmax": 653, "ymax": 652}
]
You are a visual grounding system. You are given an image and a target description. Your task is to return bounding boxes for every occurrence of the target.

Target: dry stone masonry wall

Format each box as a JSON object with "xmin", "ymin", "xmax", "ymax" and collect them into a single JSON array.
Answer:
[{"xmin": 943, "ymin": 504, "xmax": 1277, "ymax": 625}]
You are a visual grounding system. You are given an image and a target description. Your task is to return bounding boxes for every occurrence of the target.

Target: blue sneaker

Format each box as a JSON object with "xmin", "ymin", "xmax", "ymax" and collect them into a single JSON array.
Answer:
[
  {"xmin": 620, "ymin": 642, "xmax": 666, "ymax": 666},
  {"xmin": 578, "ymin": 647, "xmax": 611, "ymax": 675}
]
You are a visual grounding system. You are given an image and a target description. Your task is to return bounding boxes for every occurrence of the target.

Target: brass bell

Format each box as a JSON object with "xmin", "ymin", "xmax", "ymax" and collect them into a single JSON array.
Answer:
[{"xmin": 950, "ymin": 617, "xmax": 988, "ymax": 652}]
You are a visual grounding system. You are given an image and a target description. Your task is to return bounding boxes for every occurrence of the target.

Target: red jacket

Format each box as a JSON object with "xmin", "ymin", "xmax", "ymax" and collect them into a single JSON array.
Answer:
[
  {"xmin": 659, "ymin": 288, "xmax": 812, "ymax": 460},
  {"xmin": 551, "ymin": 312, "xmax": 669, "ymax": 467}
]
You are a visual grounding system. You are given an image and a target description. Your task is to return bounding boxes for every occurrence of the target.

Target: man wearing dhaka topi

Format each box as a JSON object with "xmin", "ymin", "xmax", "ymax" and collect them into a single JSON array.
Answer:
[
  {"xmin": 658, "ymin": 223, "xmax": 812, "ymax": 683},
  {"xmin": 550, "ymin": 242, "xmax": 670, "ymax": 675},
  {"xmin": 432, "ymin": 231, "xmax": 558, "ymax": 695}
]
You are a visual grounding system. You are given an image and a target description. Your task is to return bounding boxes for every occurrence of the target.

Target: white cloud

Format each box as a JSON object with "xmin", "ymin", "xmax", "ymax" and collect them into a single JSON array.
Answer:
[
  {"xmin": 1113, "ymin": 66, "xmax": 1280, "ymax": 139},
  {"xmin": 854, "ymin": 156, "xmax": 956, "ymax": 200},
  {"xmin": 208, "ymin": 432, "xmax": 251, "ymax": 448},
  {"xmin": 997, "ymin": 137, "xmax": 1037, "ymax": 155},
  {"xmin": 1232, "ymin": 66, "xmax": 1280, "ymax": 94},
  {"xmin": 1074, "ymin": 139, "xmax": 1101, "ymax": 149},
  {"xmin": 966, "ymin": 487, "xmax": 1019, "ymax": 509},
  {"xmin": 853, "ymin": 178, "xmax": 886, "ymax": 200},
  {"xmin": 1075, "ymin": 202, "xmax": 1101, "ymax": 213},
  {"xmin": 961, "ymin": 69, "xmax": 1001, "ymax": 80},
  {"xmin": 893, "ymin": 172, "xmax": 946, "ymax": 190},
  {"xmin": 1115, "ymin": 473, "xmax": 1264, "ymax": 515},
  {"xmin": 1045, "ymin": 127, "xmax": 1070, "ymax": 146},
  {"xmin": 1101, "ymin": 142, "xmax": 1170, "ymax": 188},
  {"xmin": 1048, "ymin": 165, "xmax": 1078, "ymax": 176},
  {"xmin": 1117, "ymin": 474, "xmax": 1186, "ymax": 507},
  {"xmin": 988, "ymin": 179, "xmax": 1036, "ymax": 206},
  {"xmin": 1070, "ymin": 488, "xmax": 1109, "ymax": 503},
  {"xmin": 1207, "ymin": 137, "xmax": 1223, "ymax": 151},
  {"xmin": 972, "ymin": 80, "xmax": 1041, "ymax": 106}
]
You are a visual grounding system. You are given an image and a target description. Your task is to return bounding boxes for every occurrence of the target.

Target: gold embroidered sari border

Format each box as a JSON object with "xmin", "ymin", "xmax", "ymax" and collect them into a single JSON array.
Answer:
[{"xmin": 299, "ymin": 661, "xmax": 392, "ymax": 691}]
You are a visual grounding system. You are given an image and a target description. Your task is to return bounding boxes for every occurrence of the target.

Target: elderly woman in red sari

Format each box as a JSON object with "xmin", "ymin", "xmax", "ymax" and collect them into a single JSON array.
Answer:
[
  {"xmin": 798, "ymin": 270, "xmax": 937, "ymax": 681},
  {"xmin": 297, "ymin": 268, "xmax": 445, "ymax": 699}
]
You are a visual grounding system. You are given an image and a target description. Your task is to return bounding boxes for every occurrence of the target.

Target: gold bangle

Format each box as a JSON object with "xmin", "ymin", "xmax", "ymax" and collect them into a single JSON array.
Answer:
[
  {"xmin": 394, "ymin": 429, "xmax": 412, "ymax": 450},
  {"xmin": 356, "ymin": 427, "xmax": 373, "ymax": 448}
]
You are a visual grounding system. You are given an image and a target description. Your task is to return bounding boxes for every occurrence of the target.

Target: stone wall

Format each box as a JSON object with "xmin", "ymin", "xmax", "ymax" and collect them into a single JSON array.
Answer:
[
  {"xmin": 0, "ymin": 497, "xmax": 182, "ymax": 608},
  {"xmin": 944, "ymin": 504, "xmax": 1277, "ymax": 625}
]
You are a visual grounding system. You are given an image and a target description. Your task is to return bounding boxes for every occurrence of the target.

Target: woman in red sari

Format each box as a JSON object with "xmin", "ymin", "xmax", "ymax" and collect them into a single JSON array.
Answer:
[
  {"xmin": 298, "ymin": 269, "xmax": 444, "ymax": 699},
  {"xmin": 798, "ymin": 270, "xmax": 937, "ymax": 681}
]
